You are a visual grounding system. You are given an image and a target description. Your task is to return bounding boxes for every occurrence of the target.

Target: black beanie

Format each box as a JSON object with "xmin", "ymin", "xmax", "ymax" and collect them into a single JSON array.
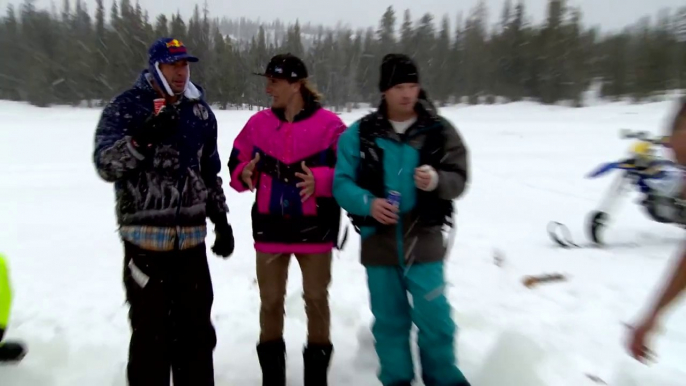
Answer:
[{"xmin": 379, "ymin": 53, "xmax": 420, "ymax": 92}]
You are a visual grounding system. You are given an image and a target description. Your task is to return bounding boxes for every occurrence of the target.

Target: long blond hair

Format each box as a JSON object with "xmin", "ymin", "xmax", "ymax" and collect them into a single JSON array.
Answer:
[{"xmin": 299, "ymin": 79, "xmax": 323, "ymax": 103}]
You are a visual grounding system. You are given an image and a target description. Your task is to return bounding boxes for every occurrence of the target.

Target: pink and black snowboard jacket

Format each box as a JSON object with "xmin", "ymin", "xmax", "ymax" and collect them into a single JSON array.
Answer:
[{"xmin": 228, "ymin": 101, "xmax": 346, "ymax": 254}]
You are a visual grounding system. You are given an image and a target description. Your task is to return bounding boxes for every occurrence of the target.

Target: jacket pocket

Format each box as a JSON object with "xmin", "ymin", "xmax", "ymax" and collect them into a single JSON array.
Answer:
[
  {"xmin": 406, "ymin": 225, "xmax": 446, "ymax": 263},
  {"xmin": 361, "ymin": 226, "xmax": 398, "ymax": 265}
]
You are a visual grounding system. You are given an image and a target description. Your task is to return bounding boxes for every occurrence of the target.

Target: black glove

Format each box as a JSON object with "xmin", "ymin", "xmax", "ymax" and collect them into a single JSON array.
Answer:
[
  {"xmin": 131, "ymin": 103, "xmax": 179, "ymax": 149},
  {"xmin": 212, "ymin": 222, "xmax": 235, "ymax": 258}
]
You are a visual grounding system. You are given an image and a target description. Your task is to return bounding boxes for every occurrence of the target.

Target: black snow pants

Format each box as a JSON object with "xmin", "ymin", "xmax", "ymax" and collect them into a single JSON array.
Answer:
[{"xmin": 123, "ymin": 241, "xmax": 216, "ymax": 386}]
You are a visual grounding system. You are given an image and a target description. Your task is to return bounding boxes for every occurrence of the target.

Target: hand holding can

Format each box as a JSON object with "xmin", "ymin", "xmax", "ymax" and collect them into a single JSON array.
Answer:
[
  {"xmin": 153, "ymin": 98, "xmax": 166, "ymax": 115},
  {"xmin": 387, "ymin": 190, "xmax": 401, "ymax": 208},
  {"xmin": 372, "ymin": 197, "xmax": 399, "ymax": 225}
]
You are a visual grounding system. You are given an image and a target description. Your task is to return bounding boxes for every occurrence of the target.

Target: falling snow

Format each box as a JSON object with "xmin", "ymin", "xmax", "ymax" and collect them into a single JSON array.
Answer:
[{"xmin": 0, "ymin": 100, "xmax": 685, "ymax": 385}]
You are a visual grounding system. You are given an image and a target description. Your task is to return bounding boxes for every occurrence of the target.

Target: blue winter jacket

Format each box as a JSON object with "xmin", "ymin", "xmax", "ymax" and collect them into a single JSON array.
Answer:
[{"xmin": 93, "ymin": 71, "xmax": 229, "ymax": 230}]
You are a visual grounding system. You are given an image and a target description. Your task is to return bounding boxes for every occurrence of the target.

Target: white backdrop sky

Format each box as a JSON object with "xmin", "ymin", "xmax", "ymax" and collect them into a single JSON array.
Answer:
[{"xmin": 3, "ymin": 0, "xmax": 684, "ymax": 32}]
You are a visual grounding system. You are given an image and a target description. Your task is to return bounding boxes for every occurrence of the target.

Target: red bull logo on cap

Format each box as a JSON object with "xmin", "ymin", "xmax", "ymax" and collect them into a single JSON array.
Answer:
[
  {"xmin": 166, "ymin": 39, "xmax": 187, "ymax": 54},
  {"xmin": 166, "ymin": 39, "xmax": 183, "ymax": 48}
]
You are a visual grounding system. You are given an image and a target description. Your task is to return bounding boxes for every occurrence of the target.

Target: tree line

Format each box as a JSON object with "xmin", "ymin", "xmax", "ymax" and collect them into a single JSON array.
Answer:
[{"xmin": 0, "ymin": 0, "xmax": 685, "ymax": 109}]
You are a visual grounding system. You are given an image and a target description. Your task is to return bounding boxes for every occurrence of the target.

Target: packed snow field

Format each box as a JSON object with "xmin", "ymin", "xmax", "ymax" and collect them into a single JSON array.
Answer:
[{"xmin": 1, "ymin": 99, "xmax": 686, "ymax": 385}]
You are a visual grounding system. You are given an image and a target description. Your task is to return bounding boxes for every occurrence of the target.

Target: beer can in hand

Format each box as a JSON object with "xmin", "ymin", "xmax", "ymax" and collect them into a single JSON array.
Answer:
[
  {"xmin": 154, "ymin": 98, "xmax": 165, "ymax": 115},
  {"xmin": 387, "ymin": 190, "xmax": 401, "ymax": 208}
]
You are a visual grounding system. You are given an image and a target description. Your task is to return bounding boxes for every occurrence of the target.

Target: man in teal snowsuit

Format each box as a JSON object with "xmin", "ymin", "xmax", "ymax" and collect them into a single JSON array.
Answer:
[
  {"xmin": 333, "ymin": 54, "xmax": 470, "ymax": 386},
  {"xmin": 0, "ymin": 254, "xmax": 26, "ymax": 362}
]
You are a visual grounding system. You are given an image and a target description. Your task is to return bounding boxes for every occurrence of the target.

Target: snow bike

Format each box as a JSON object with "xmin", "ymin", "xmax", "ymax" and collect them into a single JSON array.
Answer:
[{"xmin": 548, "ymin": 129, "xmax": 686, "ymax": 248}]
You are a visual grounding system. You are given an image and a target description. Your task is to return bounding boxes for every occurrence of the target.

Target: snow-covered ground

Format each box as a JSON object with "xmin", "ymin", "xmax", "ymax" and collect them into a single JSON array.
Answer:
[{"xmin": 1, "ymin": 99, "xmax": 685, "ymax": 385}]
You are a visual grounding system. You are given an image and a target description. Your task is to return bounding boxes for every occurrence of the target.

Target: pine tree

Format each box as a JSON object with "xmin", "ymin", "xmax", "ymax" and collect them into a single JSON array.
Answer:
[
  {"xmin": 413, "ymin": 13, "xmax": 436, "ymax": 74},
  {"xmin": 565, "ymin": 6, "xmax": 587, "ymax": 106},
  {"xmin": 377, "ymin": 6, "xmax": 396, "ymax": 54},
  {"xmin": 170, "ymin": 11, "xmax": 187, "ymax": 42},
  {"xmin": 20, "ymin": 0, "xmax": 58, "ymax": 106},
  {"xmin": 399, "ymin": 10, "xmax": 413, "ymax": 54},
  {"xmin": 463, "ymin": 1, "xmax": 488, "ymax": 103},
  {"xmin": 357, "ymin": 28, "xmax": 377, "ymax": 104},
  {"xmin": 71, "ymin": 0, "xmax": 95, "ymax": 105},
  {"xmin": 501, "ymin": 0, "xmax": 512, "ymax": 33},
  {"xmin": 434, "ymin": 15, "xmax": 452, "ymax": 104},
  {"xmin": 2, "ymin": 0, "xmax": 686, "ymax": 108},
  {"xmin": 283, "ymin": 20, "xmax": 305, "ymax": 57},
  {"xmin": 61, "ymin": 0, "xmax": 70, "ymax": 23},
  {"xmin": 600, "ymin": 34, "xmax": 630, "ymax": 99},
  {"xmin": 451, "ymin": 12, "xmax": 465, "ymax": 102},
  {"xmin": 0, "ymin": 5, "xmax": 22, "ymax": 100},
  {"xmin": 94, "ymin": 0, "xmax": 107, "ymax": 101},
  {"xmin": 155, "ymin": 15, "xmax": 169, "ymax": 37},
  {"xmin": 508, "ymin": 1, "xmax": 528, "ymax": 101},
  {"xmin": 676, "ymin": 6, "xmax": 686, "ymax": 89}
]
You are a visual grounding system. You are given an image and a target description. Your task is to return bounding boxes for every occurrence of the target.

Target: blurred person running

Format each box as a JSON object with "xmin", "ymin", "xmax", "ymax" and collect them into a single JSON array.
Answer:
[{"xmin": 628, "ymin": 100, "xmax": 686, "ymax": 363}]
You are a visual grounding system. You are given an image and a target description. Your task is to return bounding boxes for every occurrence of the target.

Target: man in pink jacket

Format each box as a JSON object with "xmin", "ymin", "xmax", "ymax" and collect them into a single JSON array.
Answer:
[{"xmin": 228, "ymin": 54, "xmax": 346, "ymax": 386}]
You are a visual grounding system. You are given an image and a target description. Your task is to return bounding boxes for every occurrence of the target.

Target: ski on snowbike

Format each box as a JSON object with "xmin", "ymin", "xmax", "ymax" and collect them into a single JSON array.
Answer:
[{"xmin": 548, "ymin": 129, "xmax": 686, "ymax": 248}]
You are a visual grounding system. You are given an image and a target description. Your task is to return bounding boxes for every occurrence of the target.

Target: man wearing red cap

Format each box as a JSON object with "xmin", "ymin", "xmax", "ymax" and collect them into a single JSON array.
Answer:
[{"xmin": 93, "ymin": 37, "xmax": 234, "ymax": 386}]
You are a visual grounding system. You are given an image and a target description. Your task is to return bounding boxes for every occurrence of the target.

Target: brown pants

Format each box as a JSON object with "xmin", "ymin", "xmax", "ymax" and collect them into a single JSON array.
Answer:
[{"xmin": 256, "ymin": 252, "xmax": 332, "ymax": 344}]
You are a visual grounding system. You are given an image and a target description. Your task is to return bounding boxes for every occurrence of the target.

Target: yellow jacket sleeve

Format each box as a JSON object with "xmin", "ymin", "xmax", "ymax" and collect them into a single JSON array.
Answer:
[{"xmin": 0, "ymin": 254, "xmax": 12, "ymax": 330}]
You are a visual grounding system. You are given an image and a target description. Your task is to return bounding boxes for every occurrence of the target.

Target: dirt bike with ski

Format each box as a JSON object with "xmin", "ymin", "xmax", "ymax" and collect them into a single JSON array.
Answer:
[{"xmin": 548, "ymin": 130, "xmax": 686, "ymax": 248}]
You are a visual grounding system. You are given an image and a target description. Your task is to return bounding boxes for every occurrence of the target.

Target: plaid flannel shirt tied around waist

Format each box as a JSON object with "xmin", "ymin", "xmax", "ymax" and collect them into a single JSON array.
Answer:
[{"xmin": 119, "ymin": 225, "xmax": 208, "ymax": 252}]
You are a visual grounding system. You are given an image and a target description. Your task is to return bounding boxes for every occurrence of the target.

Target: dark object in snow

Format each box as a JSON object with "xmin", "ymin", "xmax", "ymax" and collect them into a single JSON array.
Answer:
[
  {"xmin": 586, "ymin": 374, "xmax": 608, "ymax": 384},
  {"xmin": 493, "ymin": 249, "xmax": 505, "ymax": 267},
  {"xmin": 0, "ymin": 341, "xmax": 26, "ymax": 362},
  {"xmin": 522, "ymin": 273, "xmax": 567, "ymax": 288}
]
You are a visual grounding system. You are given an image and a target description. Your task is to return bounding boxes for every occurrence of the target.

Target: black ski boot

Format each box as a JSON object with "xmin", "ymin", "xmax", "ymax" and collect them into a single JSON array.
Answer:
[
  {"xmin": 303, "ymin": 343, "xmax": 333, "ymax": 386},
  {"xmin": 0, "ymin": 341, "xmax": 27, "ymax": 362},
  {"xmin": 257, "ymin": 339, "xmax": 286, "ymax": 386}
]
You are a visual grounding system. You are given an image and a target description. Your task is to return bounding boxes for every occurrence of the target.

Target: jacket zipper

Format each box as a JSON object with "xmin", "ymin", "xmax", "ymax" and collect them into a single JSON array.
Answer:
[
  {"xmin": 173, "ymin": 126, "xmax": 186, "ymax": 250},
  {"xmin": 396, "ymin": 140, "xmax": 406, "ymax": 267},
  {"xmin": 175, "ymin": 181, "xmax": 185, "ymax": 251}
]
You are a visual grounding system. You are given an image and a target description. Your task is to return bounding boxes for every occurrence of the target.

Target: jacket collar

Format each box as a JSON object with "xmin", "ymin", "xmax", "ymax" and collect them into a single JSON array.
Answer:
[
  {"xmin": 271, "ymin": 95, "xmax": 322, "ymax": 123},
  {"xmin": 372, "ymin": 90, "xmax": 441, "ymax": 140},
  {"xmin": 133, "ymin": 70, "xmax": 205, "ymax": 102}
]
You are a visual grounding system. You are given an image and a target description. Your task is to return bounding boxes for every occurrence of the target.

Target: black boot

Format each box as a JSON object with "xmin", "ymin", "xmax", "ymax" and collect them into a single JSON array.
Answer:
[
  {"xmin": 0, "ymin": 341, "xmax": 27, "ymax": 362},
  {"xmin": 303, "ymin": 343, "xmax": 333, "ymax": 386},
  {"xmin": 257, "ymin": 339, "xmax": 286, "ymax": 386}
]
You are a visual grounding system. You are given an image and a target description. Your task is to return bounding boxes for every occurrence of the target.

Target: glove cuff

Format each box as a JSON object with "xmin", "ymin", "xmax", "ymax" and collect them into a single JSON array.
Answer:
[{"xmin": 211, "ymin": 213, "xmax": 230, "ymax": 231}]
